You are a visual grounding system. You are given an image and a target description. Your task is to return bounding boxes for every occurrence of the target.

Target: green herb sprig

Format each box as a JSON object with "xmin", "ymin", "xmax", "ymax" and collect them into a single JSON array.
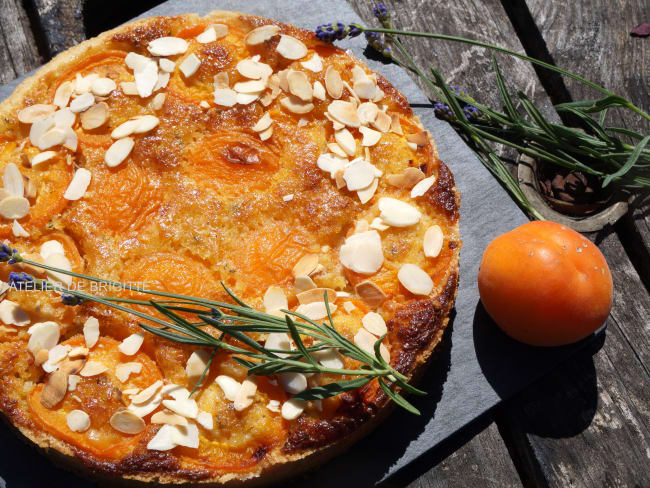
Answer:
[{"xmin": 3, "ymin": 246, "xmax": 424, "ymax": 415}]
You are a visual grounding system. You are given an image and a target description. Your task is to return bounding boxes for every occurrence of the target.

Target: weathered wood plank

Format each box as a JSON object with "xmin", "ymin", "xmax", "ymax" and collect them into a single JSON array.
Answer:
[
  {"xmin": 28, "ymin": 0, "xmax": 85, "ymax": 58},
  {"xmin": 0, "ymin": 0, "xmax": 41, "ymax": 84}
]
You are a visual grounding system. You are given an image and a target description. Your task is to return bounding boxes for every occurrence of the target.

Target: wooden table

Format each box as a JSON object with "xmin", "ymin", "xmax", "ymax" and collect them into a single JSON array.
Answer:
[{"xmin": 1, "ymin": 1, "xmax": 648, "ymax": 486}]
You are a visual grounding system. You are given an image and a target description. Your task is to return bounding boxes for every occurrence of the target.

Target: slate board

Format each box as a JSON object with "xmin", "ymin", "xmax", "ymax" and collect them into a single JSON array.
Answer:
[{"xmin": 0, "ymin": 1, "xmax": 599, "ymax": 486}]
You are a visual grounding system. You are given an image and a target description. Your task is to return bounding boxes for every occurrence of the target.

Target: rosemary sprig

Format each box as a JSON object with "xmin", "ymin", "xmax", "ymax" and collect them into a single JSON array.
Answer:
[{"xmin": 1, "ymin": 245, "xmax": 424, "ymax": 415}]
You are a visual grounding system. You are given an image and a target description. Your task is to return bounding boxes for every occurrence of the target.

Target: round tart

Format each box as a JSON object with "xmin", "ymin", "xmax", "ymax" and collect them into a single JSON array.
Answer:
[{"xmin": 0, "ymin": 10, "xmax": 460, "ymax": 485}]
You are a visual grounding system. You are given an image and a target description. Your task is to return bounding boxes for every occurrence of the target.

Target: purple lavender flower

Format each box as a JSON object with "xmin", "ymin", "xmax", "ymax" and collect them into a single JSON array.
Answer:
[
  {"xmin": 0, "ymin": 243, "xmax": 19, "ymax": 264},
  {"xmin": 315, "ymin": 23, "xmax": 363, "ymax": 43},
  {"xmin": 373, "ymin": 4, "xmax": 389, "ymax": 21},
  {"xmin": 8, "ymin": 271, "xmax": 36, "ymax": 290},
  {"xmin": 61, "ymin": 294, "xmax": 86, "ymax": 306},
  {"xmin": 365, "ymin": 31, "xmax": 392, "ymax": 59}
]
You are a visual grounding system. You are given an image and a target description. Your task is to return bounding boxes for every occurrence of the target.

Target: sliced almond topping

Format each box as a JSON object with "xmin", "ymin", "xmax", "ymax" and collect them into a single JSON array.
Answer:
[
  {"xmin": 54, "ymin": 82, "xmax": 73, "ymax": 108},
  {"xmin": 301, "ymin": 53, "xmax": 323, "ymax": 72},
  {"xmin": 312, "ymin": 349, "xmax": 344, "ymax": 369},
  {"xmin": 185, "ymin": 350, "xmax": 210, "ymax": 380},
  {"xmin": 69, "ymin": 93, "xmax": 95, "ymax": 114},
  {"xmin": 83, "ymin": 317, "xmax": 99, "ymax": 348},
  {"xmin": 133, "ymin": 59, "xmax": 159, "ymax": 98},
  {"xmin": 355, "ymin": 280, "xmax": 387, "ymax": 308},
  {"xmin": 125, "ymin": 52, "xmax": 151, "ymax": 71},
  {"xmin": 31, "ymin": 151, "xmax": 57, "ymax": 168},
  {"xmin": 213, "ymin": 87, "xmax": 237, "ymax": 107},
  {"xmin": 62, "ymin": 127, "xmax": 78, "ymax": 152},
  {"xmin": 27, "ymin": 321, "xmax": 59, "ymax": 355},
  {"xmin": 90, "ymin": 77, "xmax": 116, "ymax": 97},
  {"xmin": 151, "ymin": 409, "xmax": 188, "ymax": 426},
  {"xmin": 372, "ymin": 110, "xmax": 392, "ymax": 132},
  {"xmin": 387, "ymin": 167, "xmax": 426, "ymax": 189},
  {"xmin": 66, "ymin": 409, "xmax": 90, "ymax": 432},
  {"xmin": 281, "ymin": 398, "xmax": 306, "ymax": 420},
  {"xmin": 162, "ymin": 397, "xmax": 198, "ymax": 419},
  {"xmin": 52, "ymin": 107, "xmax": 74, "ymax": 129},
  {"xmin": 44, "ymin": 252, "xmax": 72, "ymax": 286},
  {"xmin": 325, "ymin": 66, "xmax": 343, "ymax": 99},
  {"xmin": 266, "ymin": 399, "xmax": 281, "ymax": 413},
  {"xmin": 423, "ymin": 225, "xmax": 444, "ymax": 258},
  {"xmin": 378, "ymin": 197, "xmax": 421, "ymax": 227},
  {"xmin": 170, "ymin": 423, "xmax": 199, "ymax": 448},
  {"xmin": 389, "ymin": 113, "xmax": 403, "ymax": 134},
  {"xmin": 12, "ymin": 219, "xmax": 29, "ymax": 237},
  {"xmin": 68, "ymin": 346, "xmax": 88, "ymax": 359},
  {"xmin": 286, "ymin": 70, "xmax": 312, "ymax": 102},
  {"xmin": 279, "ymin": 372, "xmax": 307, "ymax": 394},
  {"xmin": 259, "ymin": 126, "xmax": 273, "ymax": 141},
  {"xmin": 294, "ymin": 275, "xmax": 316, "ymax": 293},
  {"xmin": 328, "ymin": 100, "xmax": 360, "ymax": 127},
  {"xmin": 215, "ymin": 375, "xmax": 241, "ymax": 402},
  {"xmin": 146, "ymin": 424, "xmax": 176, "ymax": 450},
  {"xmin": 63, "ymin": 168, "xmax": 91, "ymax": 201},
  {"xmin": 234, "ymin": 376, "xmax": 258, "ymax": 411},
  {"xmin": 343, "ymin": 158, "xmax": 378, "ymax": 191},
  {"xmin": 252, "ymin": 113, "xmax": 272, "ymax": 132},
  {"xmin": 280, "ymin": 96, "xmax": 314, "ymax": 114},
  {"xmin": 339, "ymin": 230, "xmax": 384, "ymax": 275},
  {"xmin": 316, "ymin": 153, "xmax": 346, "ymax": 178},
  {"xmin": 120, "ymin": 81, "xmax": 139, "ymax": 95},
  {"xmin": 116, "ymin": 362, "xmax": 142, "ymax": 382},
  {"xmin": 79, "ymin": 360, "xmax": 107, "ymax": 377},
  {"xmin": 33, "ymin": 348, "xmax": 48, "ymax": 366},
  {"xmin": 236, "ymin": 58, "xmax": 273, "ymax": 80},
  {"xmin": 312, "ymin": 81, "xmax": 326, "ymax": 101},
  {"xmin": 292, "ymin": 254, "xmax": 319, "ymax": 278},
  {"xmin": 131, "ymin": 380, "xmax": 163, "ymax": 404},
  {"xmin": 37, "ymin": 127, "xmax": 66, "ymax": 150},
  {"xmin": 245, "ymin": 24, "xmax": 280, "ymax": 45},
  {"xmin": 276, "ymin": 35, "xmax": 308, "ymax": 60},
  {"xmin": 80, "ymin": 102, "xmax": 108, "ymax": 130},
  {"xmin": 296, "ymin": 288, "xmax": 336, "ymax": 305},
  {"xmin": 359, "ymin": 126, "xmax": 381, "ymax": 147},
  {"xmin": 398, "ymin": 263, "xmax": 434, "ymax": 296},
  {"xmin": 118, "ymin": 332, "xmax": 144, "ymax": 356},
  {"xmin": 179, "ymin": 53, "xmax": 201, "ymax": 78},
  {"xmin": 236, "ymin": 92, "xmax": 260, "ymax": 105},
  {"xmin": 110, "ymin": 409, "xmax": 146, "ymax": 434},
  {"xmin": 353, "ymin": 78, "xmax": 376, "ymax": 100},
  {"xmin": 23, "ymin": 176, "xmax": 37, "ymax": 200},
  {"xmin": 111, "ymin": 119, "xmax": 140, "ymax": 138},
  {"xmin": 327, "ymin": 142, "xmax": 347, "ymax": 158},
  {"xmin": 334, "ymin": 129, "xmax": 356, "ymax": 156},
  {"xmin": 354, "ymin": 328, "xmax": 389, "ymax": 362},
  {"xmin": 3, "ymin": 162, "xmax": 24, "ymax": 197},
  {"xmin": 29, "ymin": 116, "xmax": 55, "ymax": 147},
  {"xmin": 151, "ymin": 92, "xmax": 166, "ymax": 111},
  {"xmin": 135, "ymin": 115, "xmax": 160, "ymax": 134},
  {"xmin": 263, "ymin": 286, "xmax": 288, "ymax": 313},
  {"xmin": 105, "ymin": 137, "xmax": 135, "ymax": 168},
  {"xmin": 373, "ymin": 88, "xmax": 385, "ymax": 103},
  {"xmin": 411, "ymin": 175, "xmax": 436, "ymax": 198},
  {"xmin": 18, "ymin": 104, "xmax": 56, "ymax": 124},
  {"xmin": 196, "ymin": 26, "xmax": 217, "ymax": 44},
  {"xmin": 295, "ymin": 302, "xmax": 337, "ymax": 321},
  {"xmin": 0, "ymin": 196, "xmax": 30, "ymax": 220},
  {"xmin": 158, "ymin": 58, "xmax": 175, "ymax": 73},
  {"xmin": 357, "ymin": 102, "xmax": 379, "ymax": 125},
  {"xmin": 0, "ymin": 300, "xmax": 30, "ymax": 326},
  {"xmin": 362, "ymin": 312, "xmax": 387, "ymax": 336},
  {"xmin": 406, "ymin": 130, "xmax": 429, "ymax": 147},
  {"xmin": 357, "ymin": 177, "xmax": 378, "ymax": 204},
  {"xmin": 148, "ymin": 37, "xmax": 188, "ymax": 56}
]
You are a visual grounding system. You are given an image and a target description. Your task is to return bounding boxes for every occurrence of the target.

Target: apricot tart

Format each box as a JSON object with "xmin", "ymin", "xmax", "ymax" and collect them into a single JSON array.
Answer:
[{"xmin": 0, "ymin": 10, "xmax": 460, "ymax": 485}]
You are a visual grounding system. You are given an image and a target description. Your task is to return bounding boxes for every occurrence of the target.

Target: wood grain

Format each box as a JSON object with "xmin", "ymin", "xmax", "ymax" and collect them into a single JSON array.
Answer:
[
  {"xmin": 28, "ymin": 0, "xmax": 85, "ymax": 57},
  {"xmin": 0, "ymin": 0, "xmax": 41, "ymax": 84}
]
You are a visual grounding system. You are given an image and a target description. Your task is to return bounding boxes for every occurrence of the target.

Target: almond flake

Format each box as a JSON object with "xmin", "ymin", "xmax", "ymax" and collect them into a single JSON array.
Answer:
[
  {"xmin": 301, "ymin": 53, "xmax": 323, "ymax": 72},
  {"xmin": 110, "ymin": 409, "xmax": 146, "ymax": 434},
  {"xmin": 34, "ymin": 349, "xmax": 49, "ymax": 366},
  {"xmin": 42, "ymin": 344, "xmax": 71, "ymax": 373},
  {"xmin": 398, "ymin": 263, "xmax": 433, "ymax": 295},
  {"xmin": 386, "ymin": 168, "xmax": 425, "ymax": 189},
  {"xmin": 355, "ymin": 281, "xmax": 386, "ymax": 308},
  {"xmin": 264, "ymin": 333, "xmax": 293, "ymax": 360},
  {"xmin": 236, "ymin": 92, "xmax": 260, "ymax": 105},
  {"xmin": 292, "ymin": 254, "xmax": 319, "ymax": 277},
  {"xmin": 0, "ymin": 196, "xmax": 29, "ymax": 219},
  {"xmin": 407, "ymin": 142, "xmax": 418, "ymax": 151},
  {"xmin": 339, "ymin": 230, "xmax": 384, "ymax": 275},
  {"xmin": 328, "ymin": 100, "xmax": 360, "ymax": 127},
  {"xmin": 12, "ymin": 219, "xmax": 29, "ymax": 237},
  {"xmin": 259, "ymin": 126, "xmax": 273, "ymax": 141},
  {"xmin": 105, "ymin": 137, "xmax": 134, "ymax": 167},
  {"xmin": 344, "ymin": 81, "xmax": 361, "ymax": 104},
  {"xmin": 69, "ymin": 93, "xmax": 95, "ymax": 113},
  {"xmin": 411, "ymin": 175, "xmax": 436, "ymax": 198},
  {"xmin": 151, "ymin": 93, "xmax": 166, "ymax": 110},
  {"xmin": 185, "ymin": 350, "xmax": 210, "ymax": 380},
  {"xmin": 131, "ymin": 380, "xmax": 163, "ymax": 404},
  {"xmin": 295, "ymin": 302, "xmax": 337, "ymax": 321},
  {"xmin": 162, "ymin": 397, "xmax": 198, "ymax": 419},
  {"xmin": 179, "ymin": 53, "xmax": 201, "ymax": 78},
  {"xmin": 362, "ymin": 312, "xmax": 387, "ymax": 336},
  {"xmin": 68, "ymin": 374, "xmax": 82, "ymax": 391},
  {"xmin": 27, "ymin": 321, "xmax": 59, "ymax": 355},
  {"xmin": 119, "ymin": 332, "xmax": 144, "ymax": 356},
  {"xmin": 279, "ymin": 372, "xmax": 307, "ymax": 394},
  {"xmin": 134, "ymin": 115, "xmax": 160, "ymax": 134},
  {"xmin": 122, "ymin": 387, "xmax": 139, "ymax": 396},
  {"xmin": 310, "ymin": 82, "xmax": 325, "ymax": 102},
  {"xmin": 263, "ymin": 286, "xmax": 288, "ymax": 313},
  {"xmin": 44, "ymin": 252, "xmax": 72, "ymax": 286},
  {"xmin": 234, "ymin": 376, "xmax": 258, "ymax": 411},
  {"xmin": 357, "ymin": 102, "xmax": 379, "ymax": 125},
  {"xmin": 325, "ymin": 66, "xmax": 343, "ymax": 99},
  {"xmin": 334, "ymin": 129, "xmax": 356, "ymax": 157},
  {"xmin": 196, "ymin": 26, "xmax": 217, "ymax": 44},
  {"xmin": 0, "ymin": 300, "xmax": 30, "ymax": 326},
  {"xmin": 37, "ymin": 127, "xmax": 66, "ymax": 150},
  {"xmin": 236, "ymin": 58, "xmax": 273, "ymax": 80},
  {"xmin": 111, "ymin": 119, "xmax": 140, "ymax": 138},
  {"xmin": 354, "ymin": 327, "xmax": 389, "ymax": 362},
  {"xmin": 73, "ymin": 74, "xmax": 96, "ymax": 94},
  {"xmin": 68, "ymin": 346, "xmax": 88, "ymax": 359},
  {"xmin": 212, "ymin": 87, "xmax": 237, "ymax": 106},
  {"xmin": 372, "ymin": 111, "xmax": 392, "ymax": 132},
  {"xmin": 125, "ymin": 52, "xmax": 151, "ymax": 71},
  {"xmin": 3, "ymin": 163, "xmax": 24, "ymax": 197},
  {"xmin": 170, "ymin": 423, "xmax": 199, "ymax": 448},
  {"xmin": 343, "ymin": 158, "xmax": 378, "ymax": 191},
  {"xmin": 148, "ymin": 37, "xmax": 188, "ymax": 56},
  {"xmin": 31, "ymin": 151, "xmax": 57, "ymax": 168},
  {"xmin": 423, "ymin": 225, "xmax": 444, "ymax": 258},
  {"xmin": 67, "ymin": 409, "xmax": 90, "ymax": 432},
  {"xmin": 281, "ymin": 398, "xmax": 306, "ymax": 420},
  {"xmin": 296, "ymin": 288, "xmax": 336, "ymax": 305},
  {"xmin": 353, "ymin": 78, "xmax": 376, "ymax": 99},
  {"xmin": 282, "ymin": 193, "xmax": 294, "ymax": 202},
  {"xmin": 215, "ymin": 375, "xmax": 241, "ymax": 401},
  {"xmin": 62, "ymin": 127, "xmax": 78, "ymax": 152},
  {"xmin": 146, "ymin": 424, "xmax": 176, "ymax": 450},
  {"xmin": 80, "ymin": 102, "xmax": 108, "ymax": 130},
  {"xmin": 245, "ymin": 24, "xmax": 280, "ymax": 45},
  {"xmin": 80, "ymin": 317, "xmax": 99, "ymax": 350},
  {"xmin": 359, "ymin": 126, "xmax": 381, "ymax": 146},
  {"xmin": 252, "ymin": 113, "xmax": 272, "ymax": 132},
  {"xmin": 378, "ymin": 197, "xmax": 421, "ymax": 227},
  {"xmin": 326, "ymin": 142, "xmax": 346, "ymax": 158},
  {"xmin": 389, "ymin": 113, "xmax": 403, "ymax": 134},
  {"xmin": 29, "ymin": 116, "xmax": 55, "ymax": 147},
  {"xmin": 294, "ymin": 275, "xmax": 316, "ymax": 293},
  {"xmin": 63, "ymin": 168, "xmax": 91, "ymax": 200},
  {"xmin": 312, "ymin": 349, "xmax": 344, "ymax": 369},
  {"xmin": 120, "ymin": 81, "xmax": 139, "ymax": 95},
  {"xmin": 276, "ymin": 35, "xmax": 308, "ymax": 60},
  {"xmin": 134, "ymin": 59, "xmax": 159, "ymax": 98},
  {"xmin": 284, "ymin": 71, "xmax": 311, "ymax": 103},
  {"xmin": 406, "ymin": 130, "xmax": 429, "ymax": 147},
  {"xmin": 196, "ymin": 410, "xmax": 213, "ymax": 429},
  {"xmin": 54, "ymin": 82, "xmax": 73, "ymax": 108},
  {"xmin": 266, "ymin": 400, "xmax": 281, "ymax": 413},
  {"xmin": 151, "ymin": 409, "xmax": 188, "ymax": 426},
  {"xmin": 357, "ymin": 177, "xmax": 378, "ymax": 204},
  {"xmin": 18, "ymin": 104, "xmax": 56, "ymax": 124},
  {"xmin": 54, "ymin": 108, "xmax": 76, "ymax": 128},
  {"xmin": 116, "ymin": 362, "xmax": 142, "ymax": 382},
  {"xmin": 158, "ymin": 58, "xmax": 175, "ymax": 73},
  {"xmin": 211, "ymin": 23, "xmax": 229, "ymax": 38},
  {"xmin": 369, "ymin": 217, "xmax": 389, "ymax": 231},
  {"xmin": 373, "ymin": 88, "xmax": 385, "ymax": 102},
  {"xmin": 91, "ymin": 77, "xmax": 116, "ymax": 97},
  {"xmin": 280, "ymin": 96, "xmax": 314, "ymax": 114},
  {"xmin": 79, "ymin": 360, "xmax": 107, "ymax": 377},
  {"xmin": 316, "ymin": 153, "xmax": 346, "ymax": 178}
]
